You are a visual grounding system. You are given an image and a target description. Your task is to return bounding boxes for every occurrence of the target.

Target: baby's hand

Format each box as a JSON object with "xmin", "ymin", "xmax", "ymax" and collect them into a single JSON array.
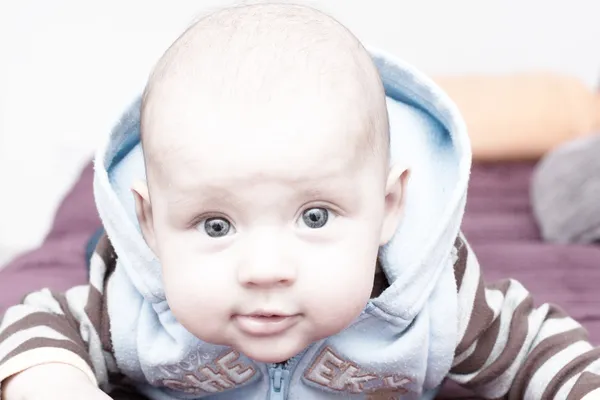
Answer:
[{"xmin": 2, "ymin": 363, "xmax": 111, "ymax": 400}]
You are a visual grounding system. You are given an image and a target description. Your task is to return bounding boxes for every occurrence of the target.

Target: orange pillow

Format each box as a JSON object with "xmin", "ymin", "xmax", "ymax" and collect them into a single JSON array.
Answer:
[{"xmin": 433, "ymin": 73, "xmax": 600, "ymax": 160}]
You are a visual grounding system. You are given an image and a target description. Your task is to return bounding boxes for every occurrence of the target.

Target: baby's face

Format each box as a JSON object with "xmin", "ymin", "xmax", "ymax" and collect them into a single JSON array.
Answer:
[{"xmin": 137, "ymin": 92, "xmax": 403, "ymax": 363}]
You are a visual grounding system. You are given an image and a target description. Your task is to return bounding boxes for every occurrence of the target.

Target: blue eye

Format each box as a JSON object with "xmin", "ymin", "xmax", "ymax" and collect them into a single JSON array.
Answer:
[
  {"xmin": 202, "ymin": 217, "xmax": 232, "ymax": 238},
  {"xmin": 301, "ymin": 207, "xmax": 329, "ymax": 229}
]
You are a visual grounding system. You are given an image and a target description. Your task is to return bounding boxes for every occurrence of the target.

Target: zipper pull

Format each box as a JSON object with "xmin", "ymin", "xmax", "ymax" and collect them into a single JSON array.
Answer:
[{"xmin": 269, "ymin": 365, "xmax": 289, "ymax": 400}]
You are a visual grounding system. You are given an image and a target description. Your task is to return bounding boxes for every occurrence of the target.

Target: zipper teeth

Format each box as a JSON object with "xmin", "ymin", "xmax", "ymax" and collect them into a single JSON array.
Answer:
[
  {"xmin": 276, "ymin": 355, "xmax": 297, "ymax": 369},
  {"xmin": 282, "ymin": 349, "xmax": 306, "ymax": 369},
  {"xmin": 273, "ymin": 355, "xmax": 295, "ymax": 369}
]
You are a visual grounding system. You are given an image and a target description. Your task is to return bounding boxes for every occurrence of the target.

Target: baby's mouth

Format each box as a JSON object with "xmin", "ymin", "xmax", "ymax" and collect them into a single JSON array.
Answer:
[
  {"xmin": 233, "ymin": 312, "xmax": 300, "ymax": 336},
  {"xmin": 248, "ymin": 314, "xmax": 287, "ymax": 322}
]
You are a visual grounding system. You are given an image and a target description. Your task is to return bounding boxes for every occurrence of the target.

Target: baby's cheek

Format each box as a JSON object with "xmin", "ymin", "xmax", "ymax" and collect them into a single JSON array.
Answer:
[
  {"xmin": 164, "ymin": 278, "xmax": 231, "ymax": 344},
  {"xmin": 319, "ymin": 243, "xmax": 376, "ymax": 287},
  {"xmin": 302, "ymin": 251, "xmax": 374, "ymax": 318},
  {"xmin": 162, "ymin": 258, "xmax": 230, "ymax": 330}
]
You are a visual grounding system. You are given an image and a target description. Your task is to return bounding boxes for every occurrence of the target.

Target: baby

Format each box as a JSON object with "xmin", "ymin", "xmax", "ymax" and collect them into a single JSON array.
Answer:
[{"xmin": 1, "ymin": 4, "xmax": 600, "ymax": 400}]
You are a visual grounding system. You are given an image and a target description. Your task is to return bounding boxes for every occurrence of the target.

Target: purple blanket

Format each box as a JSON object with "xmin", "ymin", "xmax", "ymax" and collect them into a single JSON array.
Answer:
[
  {"xmin": 1, "ymin": 161, "xmax": 599, "ymax": 399},
  {"xmin": 0, "ymin": 163, "xmax": 99, "ymax": 312},
  {"xmin": 462, "ymin": 162, "xmax": 600, "ymax": 345}
]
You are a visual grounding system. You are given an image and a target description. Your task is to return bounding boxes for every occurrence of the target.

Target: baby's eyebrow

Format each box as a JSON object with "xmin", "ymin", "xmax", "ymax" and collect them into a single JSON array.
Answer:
[
  {"xmin": 167, "ymin": 187, "xmax": 237, "ymax": 205},
  {"xmin": 166, "ymin": 174, "xmax": 351, "ymax": 203},
  {"xmin": 295, "ymin": 184, "xmax": 342, "ymax": 199}
]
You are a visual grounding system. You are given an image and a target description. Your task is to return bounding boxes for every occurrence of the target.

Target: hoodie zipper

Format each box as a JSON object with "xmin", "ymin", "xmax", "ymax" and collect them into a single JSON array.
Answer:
[
  {"xmin": 268, "ymin": 364, "xmax": 289, "ymax": 400},
  {"xmin": 268, "ymin": 350, "xmax": 307, "ymax": 400}
]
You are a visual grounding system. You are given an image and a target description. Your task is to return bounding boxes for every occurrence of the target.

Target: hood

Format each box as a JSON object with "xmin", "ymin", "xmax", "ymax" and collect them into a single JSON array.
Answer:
[
  {"xmin": 93, "ymin": 47, "xmax": 471, "ymax": 396},
  {"xmin": 94, "ymin": 47, "xmax": 471, "ymax": 314}
]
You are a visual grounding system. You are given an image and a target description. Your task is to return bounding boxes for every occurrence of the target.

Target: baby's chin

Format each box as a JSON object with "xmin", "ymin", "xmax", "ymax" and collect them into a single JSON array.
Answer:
[{"xmin": 233, "ymin": 335, "xmax": 312, "ymax": 364}]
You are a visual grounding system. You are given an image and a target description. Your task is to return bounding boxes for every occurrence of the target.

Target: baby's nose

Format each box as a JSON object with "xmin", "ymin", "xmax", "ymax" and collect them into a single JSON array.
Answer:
[{"xmin": 236, "ymin": 233, "xmax": 297, "ymax": 288}]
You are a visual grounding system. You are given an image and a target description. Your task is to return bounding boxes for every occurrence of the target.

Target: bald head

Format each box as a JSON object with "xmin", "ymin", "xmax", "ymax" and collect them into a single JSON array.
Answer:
[{"xmin": 140, "ymin": 3, "xmax": 389, "ymax": 179}]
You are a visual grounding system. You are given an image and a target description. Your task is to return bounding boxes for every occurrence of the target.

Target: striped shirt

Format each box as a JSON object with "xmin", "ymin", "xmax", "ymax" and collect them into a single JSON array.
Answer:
[{"xmin": 1, "ymin": 234, "xmax": 599, "ymax": 399}]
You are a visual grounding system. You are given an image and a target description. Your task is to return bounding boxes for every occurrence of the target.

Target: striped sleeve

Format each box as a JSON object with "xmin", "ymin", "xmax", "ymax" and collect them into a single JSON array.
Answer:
[
  {"xmin": 0, "ymin": 234, "xmax": 119, "ymax": 394},
  {"xmin": 449, "ymin": 235, "xmax": 600, "ymax": 399}
]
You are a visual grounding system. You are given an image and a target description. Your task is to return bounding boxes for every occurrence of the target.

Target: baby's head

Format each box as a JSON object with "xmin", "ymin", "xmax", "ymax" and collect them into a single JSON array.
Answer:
[{"xmin": 133, "ymin": 3, "xmax": 407, "ymax": 363}]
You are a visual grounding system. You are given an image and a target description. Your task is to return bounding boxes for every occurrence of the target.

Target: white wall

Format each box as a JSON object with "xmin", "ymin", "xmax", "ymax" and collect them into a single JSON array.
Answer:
[{"xmin": 1, "ymin": 0, "xmax": 599, "ymax": 265}]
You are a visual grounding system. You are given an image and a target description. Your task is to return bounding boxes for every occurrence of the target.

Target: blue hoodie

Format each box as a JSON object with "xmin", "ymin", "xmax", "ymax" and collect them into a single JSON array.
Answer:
[{"xmin": 90, "ymin": 47, "xmax": 470, "ymax": 400}]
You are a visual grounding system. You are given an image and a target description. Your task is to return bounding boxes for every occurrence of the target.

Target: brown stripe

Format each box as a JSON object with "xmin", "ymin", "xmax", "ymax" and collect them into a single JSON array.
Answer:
[
  {"xmin": 101, "ymin": 256, "xmax": 117, "ymax": 355},
  {"xmin": 467, "ymin": 293, "xmax": 533, "ymax": 388},
  {"xmin": 52, "ymin": 291, "xmax": 83, "ymax": 336},
  {"xmin": 452, "ymin": 316, "xmax": 501, "ymax": 375},
  {"xmin": 508, "ymin": 326, "xmax": 589, "ymax": 400},
  {"xmin": 0, "ymin": 337, "xmax": 93, "ymax": 371},
  {"xmin": 486, "ymin": 279, "xmax": 512, "ymax": 293},
  {"xmin": 566, "ymin": 371, "xmax": 600, "ymax": 400},
  {"xmin": 453, "ymin": 236, "xmax": 468, "ymax": 291},
  {"xmin": 86, "ymin": 242, "xmax": 117, "ymax": 354},
  {"xmin": 541, "ymin": 347, "xmax": 600, "ymax": 399},
  {"xmin": 0, "ymin": 312, "xmax": 87, "ymax": 352},
  {"xmin": 455, "ymin": 279, "xmax": 510, "ymax": 356},
  {"xmin": 95, "ymin": 234, "xmax": 117, "ymax": 271},
  {"xmin": 100, "ymin": 285, "xmax": 114, "ymax": 355},
  {"xmin": 103, "ymin": 245, "xmax": 117, "ymax": 278},
  {"xmin": 544, "ymin": 305, "xmax": 571, "ymax": 322}
]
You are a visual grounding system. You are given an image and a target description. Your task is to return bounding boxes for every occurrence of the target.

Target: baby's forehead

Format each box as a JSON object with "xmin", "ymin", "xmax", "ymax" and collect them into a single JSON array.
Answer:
[
  {"xmin": 142, "ymin": 74, "xmax": 388, "ymax": 192},
  {"xmin": 145, "ymin": 93, "xmax": 370, "ymax": 183}
]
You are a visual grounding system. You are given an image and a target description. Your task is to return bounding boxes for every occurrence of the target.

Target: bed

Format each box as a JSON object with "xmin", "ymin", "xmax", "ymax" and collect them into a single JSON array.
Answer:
[
  {"xmin": 440, "ymin": 161, "xmax": 600, "ymax": 398},
  {"xmin": 462, "ymin": 161, "xmax": 600, "ymax": 345},
  {"xmin": 1, "ymin": 160, "xmax": 599, "ymax": 399}
]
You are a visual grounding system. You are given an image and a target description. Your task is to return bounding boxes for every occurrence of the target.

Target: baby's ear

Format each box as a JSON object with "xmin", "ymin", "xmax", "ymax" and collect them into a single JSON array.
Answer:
[
  {"xmin": 131, "ymin": 181, "xmax": 158, "ymax": 252},
  {"xmin": 380, "ymin": 165, "xmax": 410, "ymax": 246}
]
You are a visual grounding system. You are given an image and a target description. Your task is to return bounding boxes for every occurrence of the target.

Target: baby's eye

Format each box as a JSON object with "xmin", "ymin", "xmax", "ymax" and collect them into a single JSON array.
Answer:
[
  {"xmin": 198, "ymin": 217, "xmax": 234, "ymax": 238},
  {"xmin": 300, "ymin": 207, "xmax": 330, "ymax": 229}
]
